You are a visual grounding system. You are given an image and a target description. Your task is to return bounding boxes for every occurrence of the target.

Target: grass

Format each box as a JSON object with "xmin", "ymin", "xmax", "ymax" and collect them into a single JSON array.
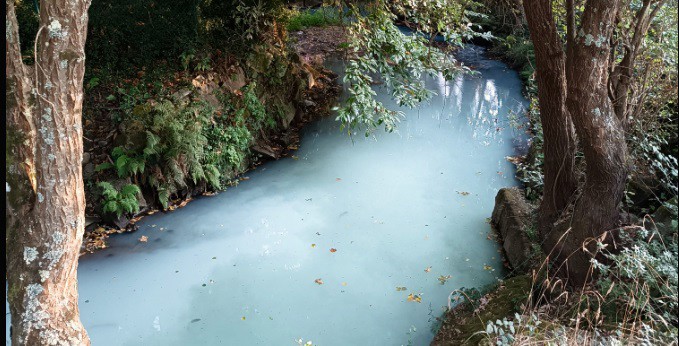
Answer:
[{"xmin": 286, "ymin": 7, "xmax": 342, "ymax": 32}]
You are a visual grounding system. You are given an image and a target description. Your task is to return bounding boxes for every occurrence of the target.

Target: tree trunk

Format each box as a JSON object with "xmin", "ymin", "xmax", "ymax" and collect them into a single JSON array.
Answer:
[
  {"xmin": 522, "ymin": 0, "xmax": 578, "ymax": 248},
  {"xmin": 562, "ymin": 0, "xmax": 628, "ymax": 287},
  {"xmin": 6, "ymin": 0, "xmax": 91, "ymax": 344}
]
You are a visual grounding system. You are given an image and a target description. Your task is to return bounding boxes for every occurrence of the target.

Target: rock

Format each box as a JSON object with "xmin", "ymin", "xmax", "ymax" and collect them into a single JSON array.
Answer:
[
  {"xmin": 223, "ymin": 66, "xmax": 247, "ymax": 92},
  {"xmin": 252, "ymin": 143, "xmax": 279, "ymax": 159},
  {"xmin": 491, "ymin": 187, "xmax": 534, "ymax": 270},
  {"xmin": 303, "ymin": 99, "xmax": 316, "ymax": 107},
  {"xmin": 651, "ymin": 198, "xmax": 678, "ymax": 238},
  {"xmin": 112, "ymin": 215, "xmax": 130, "ymax": 230},
  {"xmin": 83, "ymin": 163, "xmax": 95, "ymax": 180},
  {"xmin": 172, "ymin": 88, "xmax": 192, "ymax": 100},
  {"xmin": 203, "ymin": 93, "xmax": 221, "ymax": 109},
  {"xmin": 82, "ymin": 152, "xmax": 92, "ymax": 164}
]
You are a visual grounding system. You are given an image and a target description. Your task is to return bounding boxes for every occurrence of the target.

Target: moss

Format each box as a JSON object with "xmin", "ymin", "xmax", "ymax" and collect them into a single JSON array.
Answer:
[{"xmin": 432, "ymin": 275, "xmax": 533, "ymax": 345}]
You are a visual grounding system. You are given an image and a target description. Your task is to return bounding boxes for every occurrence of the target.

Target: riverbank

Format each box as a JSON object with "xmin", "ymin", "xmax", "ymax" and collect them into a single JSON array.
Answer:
[{"xmin": 81, "ymin": 25, "xmax": 347, "ymax": 254}]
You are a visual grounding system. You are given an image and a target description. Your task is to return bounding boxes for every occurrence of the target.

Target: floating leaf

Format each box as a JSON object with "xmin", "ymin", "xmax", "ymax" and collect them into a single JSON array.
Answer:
[
  {"xmin": 139, "ymin": 236, "xmax": 148, "ymax": 242},
  {"xmin": 241, "ymin": 316, "xmax": 246, "ymax": 321},
  {"xmin": 424, "ymin": 266, "xmax": 432, "ymax": 273},
  {"xmin": 314, "ymin": 278, "xmax": 324, "ymax": 285},
  {"xmin": 396, "ymin": 286, "xmax": 407, "ymax": 291},
  {"xmin": 438, "ymin": 275, "xmax": 452, "ymax": 285},
  {"xmin": 407, "ymin": 293, "xmax": 422, "ymax": 303},
  {"xmin": 292, "ymin": 155, "xmax": 299, "ymax": 160},
  {"xmin": 329, "ymin": 248, "xmax": 337, "ymax": 253},
  {"xmin": 483, "ymin": 265, "xmax": 493, "ymax": 271},
  {"xmin": 341, "ymin": 282, "xmax": 347, "ymax": 286},
  {"xmin": 335, "ymin": 178, "xmax": 342, "ymax": 181},
  {"xmin": 456, "ymin": 191, "xmax": 470, "ymax": 196},
  {"xmin": 311, "ymin": 244, "xmax": 316, "ymax": 248}
]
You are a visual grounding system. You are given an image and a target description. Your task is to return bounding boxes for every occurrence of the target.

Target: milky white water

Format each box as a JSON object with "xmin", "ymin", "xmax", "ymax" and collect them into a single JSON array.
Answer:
[{"xmin": 6, "ymin": 46, "xmax": 529, "ymax": 345}]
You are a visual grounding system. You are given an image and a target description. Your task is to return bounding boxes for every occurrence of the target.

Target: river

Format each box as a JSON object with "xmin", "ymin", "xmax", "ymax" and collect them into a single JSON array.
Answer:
[{"xmin": 6, "ymin": 45, "xmax": 529, "ymax": 346}]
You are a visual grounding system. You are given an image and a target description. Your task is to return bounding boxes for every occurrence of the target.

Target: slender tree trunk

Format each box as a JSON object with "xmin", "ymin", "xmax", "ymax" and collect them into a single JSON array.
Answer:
[
  {"xmin": 563, "ymin": 0, "xmax": 628, "ymax": 286},
  {"xmin": 6, "ymin": 0, "xmax": 91, "ymax": 344},
  {"xmin": 522, "ymin": 0, "xmax": 578, "ymax": 248},
  {"xmin": 610, "ymin": 0, "xmax": 665, "ymax": 130}
]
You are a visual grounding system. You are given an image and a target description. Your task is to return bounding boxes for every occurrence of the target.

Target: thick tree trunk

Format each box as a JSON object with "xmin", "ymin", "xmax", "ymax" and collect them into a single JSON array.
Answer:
[
  {"xmin": 522, "ymin": 0, "xmax": 578, "ymax": 247},
  {"xmin": 562, "ymin": 0, "xmax": 628, "ymax": 287},
  {"xmin": 6, "ymin": 0, "xmax": 91, "ymax": 344}
]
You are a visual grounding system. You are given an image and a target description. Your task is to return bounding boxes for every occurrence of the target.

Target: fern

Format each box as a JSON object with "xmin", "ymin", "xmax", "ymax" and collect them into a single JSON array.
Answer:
[{"xmin": 97, "ymin": 182, "xmax": 141, "ymax": 219}]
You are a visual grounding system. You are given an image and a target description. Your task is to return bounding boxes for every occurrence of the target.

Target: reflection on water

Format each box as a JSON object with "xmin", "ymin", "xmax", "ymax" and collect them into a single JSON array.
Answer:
[{"xmin": 6, "ymin": 46, "xmax": 528, "ymax": 346}]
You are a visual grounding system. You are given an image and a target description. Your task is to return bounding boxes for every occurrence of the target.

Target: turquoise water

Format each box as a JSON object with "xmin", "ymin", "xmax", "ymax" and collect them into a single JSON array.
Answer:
[{"xmin": 6, "ymin": 46, "xmax": 528, "ymax": 346}]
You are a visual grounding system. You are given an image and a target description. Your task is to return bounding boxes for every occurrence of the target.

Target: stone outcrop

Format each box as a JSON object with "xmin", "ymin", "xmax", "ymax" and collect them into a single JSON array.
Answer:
[{"xmin": 491, "ymin": 187, "xmax": 534, "ymax": 270}]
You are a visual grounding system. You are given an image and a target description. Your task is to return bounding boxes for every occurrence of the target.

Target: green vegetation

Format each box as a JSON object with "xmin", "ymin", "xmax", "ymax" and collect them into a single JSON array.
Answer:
[
  {"xmin": 98, "ymin": 182, "xmax": 142, "ymax": 219},
  {"xmin": 286, "ymin": 7, "xmax": 342, "ymax": 31}
]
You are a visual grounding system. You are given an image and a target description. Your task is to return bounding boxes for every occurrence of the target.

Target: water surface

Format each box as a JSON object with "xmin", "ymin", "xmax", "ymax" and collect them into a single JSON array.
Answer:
[{"xmin": 6, "ymin": 46, "xmax": 528, "ymax": 346}]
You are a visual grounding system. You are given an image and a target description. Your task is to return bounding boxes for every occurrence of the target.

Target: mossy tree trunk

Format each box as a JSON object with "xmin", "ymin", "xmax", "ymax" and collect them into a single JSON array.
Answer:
[
  {"xmin": 6, "ymin": 0, "xmax": 91, "ymax": 344},
  {"xmin": 521, "ymin": 0, "xmax": 663, "ymax": 287}
]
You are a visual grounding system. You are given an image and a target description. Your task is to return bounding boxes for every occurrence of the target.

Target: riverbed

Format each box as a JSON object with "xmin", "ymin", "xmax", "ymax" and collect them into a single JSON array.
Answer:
[{"xmin": 6, "ymin": 45, "xmax": 528, "ymax": 346}]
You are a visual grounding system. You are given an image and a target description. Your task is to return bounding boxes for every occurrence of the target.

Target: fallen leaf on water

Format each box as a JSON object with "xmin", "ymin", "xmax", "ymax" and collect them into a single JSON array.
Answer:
[
  {"xmin": 329, "ymin": 248, "xmax": 337, "ymax": 253},
  {"xmin": 292, "ymin": 155, "xmax": 299, "ymax": 160},
  {"xmin": 456, "ymin": 191, "xmax": 470, "ymax": 196},
  {"xmin": 483, "ymin": 265, "xmax": 493, "ymax": 271},
  {"xmin": 139, "ymin": 236, "xmax": 148, "ymax": 242},
  {"xmin": 407, "ymin": 293, "xmax": 422, "ymax": 303},
  {"xmin": 497, "ymin": 171, "xmax": 504, "ymax": 175},
  {"xmin": 438, "ymin": 275, "xmax": 452, "ymax": 285},
  {"xmin": 424, "ymin": 266, "xmax": 432, "ymax": 273},
  {"xmin": 396, "ymin": 286, "xmax": 407, "ymax": 291},
  {"xmin": 241, "ymin": 316, "xmax": 246, "ymax": 321},
  {"xmin": 311, "ymin": 244, "xmax": 316, "ymax": 248},
  {"xmin": 341, "ymin": 282, "xmax": 347, "ymax": 286},
  {"xmin": 335, "ymin": 178, "xmax": 342, "ymax": 181},
  {"xmin": 314, "ymin": 278, "xmax": 324, "ymax": 285}
]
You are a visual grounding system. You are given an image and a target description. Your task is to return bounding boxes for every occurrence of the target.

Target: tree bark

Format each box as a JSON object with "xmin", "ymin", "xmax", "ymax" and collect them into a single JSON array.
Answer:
[
  {"xmin": 522, "ymin": 0, "xmax": 578, "ymax": 247},
  {"xmin": 6, "ymin": 0, "xmax": 91, "ymax": 344},
  {"xmin": 562, "ymin": 0, "xmax": 628, "ymax": 287}
]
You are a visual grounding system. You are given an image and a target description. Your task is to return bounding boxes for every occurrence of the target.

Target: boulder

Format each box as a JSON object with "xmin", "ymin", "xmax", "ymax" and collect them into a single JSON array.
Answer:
[{"xmin": 491, "ymin": 187, "xmax": 534, "ymax": 270}]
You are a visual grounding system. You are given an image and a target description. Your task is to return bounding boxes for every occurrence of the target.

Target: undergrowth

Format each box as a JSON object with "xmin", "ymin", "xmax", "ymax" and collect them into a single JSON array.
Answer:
[
  {"xmin": 286, "ymin": 7, "xmax": 343, "ymax": 32},
  {"xmin": 478, "ymin": 213, "xmax": 678, "ymax": 345}
]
